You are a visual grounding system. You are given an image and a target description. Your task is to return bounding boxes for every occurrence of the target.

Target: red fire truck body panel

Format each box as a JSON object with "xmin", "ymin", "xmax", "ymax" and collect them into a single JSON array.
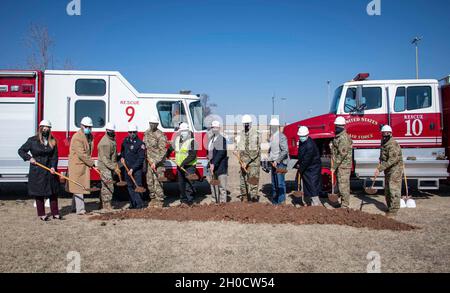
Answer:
[{"xmin": 0, "ymin": 70, "xmax": 207, "ymax": 183}]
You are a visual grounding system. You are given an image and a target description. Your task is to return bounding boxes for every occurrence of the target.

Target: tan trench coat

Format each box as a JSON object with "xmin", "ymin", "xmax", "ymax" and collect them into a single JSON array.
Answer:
[{"xmin": 67, "ymin": 129, "xmax": 94, "ymax": 194}]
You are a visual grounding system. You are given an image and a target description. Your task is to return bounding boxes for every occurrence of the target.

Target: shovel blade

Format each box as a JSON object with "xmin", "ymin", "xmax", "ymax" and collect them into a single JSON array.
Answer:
[
  {"xmin": 135, "ymin": 186, "xmax": 147, "ymax": 193},
  {"xmin": 292, "ymin": 191, "xmax": 304, "ymax": 198},
  {"xmin": 116, "ymin": 181, "xmax": 128, "ymax": 187},
  {"xmin": 364, "ymin": 187, "xmax": 378, "ymax": 195},
  {"xmin": 328, "ymin": 193, "xmax": 339, "ymax": 203}
]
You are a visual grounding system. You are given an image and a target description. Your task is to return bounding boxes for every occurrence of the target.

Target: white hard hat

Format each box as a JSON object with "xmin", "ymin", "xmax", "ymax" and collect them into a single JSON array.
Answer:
[
  {"xmin": 80, "ymin": 117, "xmax": 93, "ymax": 127},
  {"xmin": 149, "ymin": 115, "xmax": 159, "ymax": 124},
  {"xmin": 381, "ymin": 125, "xmax": 393, "ymax": 133},
  {"xmin": 270, "ymin": 117, "xmax": 280, "ymax": 126},
  {"xmin": 211, "ymin": 121, "xmax": 221, "ymax": 128},
  {"xmin": 128, "ymin": 123, "xmax": 138, "ymax": 132},
  {"xmin": 297, "ymin": 126, "xmax": 309, "ymax": 137},
  {"xmin": 179, "ymin": 122, "xmax": 189, "ymax": 132},
  {"xmin": 105, "ymin": 122, "xmax": 116, "ymax": 131},
  {"xmin": 242, "ymin": 114, "xmax": 252, "ymax": 124},
  {"xmin": 334, "ymin": 116, "xmax": 346, "ymax": 126},
  {"xmin": 39, "ymin": 120, "xmax": 52, "ymax": 128}
]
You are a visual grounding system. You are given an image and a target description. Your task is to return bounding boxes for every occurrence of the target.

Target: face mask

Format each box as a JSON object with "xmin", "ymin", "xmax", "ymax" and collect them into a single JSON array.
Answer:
[
  {"xmin": 300, "ymin": 136, "xmax": 308, "ymax": 143},
  {"xmin": 107, "ymin": 131, "xmax": 115, "ymax": 138},
  {"xmin": 270, "ymin": 126, "xmax": 278, "ymax": 135},
  {"xmin": 181, "ymin": 131, "xmax": 189, "ymax": 140},
  {"xmin": 83, "ymin": 128, "xmax": 91, "ymax": 135},
  {"xmin": 129, "ymin": 133, "xmax": 137, "ymax": 140},
  {"xmin": 244, "ymin": 124, "xmax": 251, "ymax": 133},
  {"xmin": 335, "ymin": 126, "xmax": 345, "ymax": 135},
  {"xmin": 212, "ymin": 128, "xmax": 220, "ymax": 135},
  {"xmin": 150, "ymin": 124, "xmax": 158, "ymax": 131},
  {"xmin": 42, "ymin": 130, "xmax": 50, "ymax": 138},
  {"xmin": 382, "ymin": 134, "xmax": 391, "ymax": 144}
]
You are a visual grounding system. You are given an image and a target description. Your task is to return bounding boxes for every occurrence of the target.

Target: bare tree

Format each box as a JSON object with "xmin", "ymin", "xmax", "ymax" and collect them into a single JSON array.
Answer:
[
  {"xmin": 62, "ymin": 58, "xmax": 75, "ymax": 70},
  {"xmin": 200, "ymin": 94, "xmax": 217, "ymax": 117},
  {"xmin": 24, "ymin": 23, "xmax": 54, "ymax": 70}
]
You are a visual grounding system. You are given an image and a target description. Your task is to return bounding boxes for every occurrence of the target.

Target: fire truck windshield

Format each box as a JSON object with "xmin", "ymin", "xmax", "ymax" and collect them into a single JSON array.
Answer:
[
  {"xmin": 329, "ymin": 86, "xmax": 343, "ymax": 114},
  {"xmin": 189, "ymin": 100, "xmax": 207, "ymax": 131}
]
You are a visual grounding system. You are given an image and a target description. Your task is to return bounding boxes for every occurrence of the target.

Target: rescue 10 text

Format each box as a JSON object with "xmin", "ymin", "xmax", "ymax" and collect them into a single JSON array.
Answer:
[{"xmin": 175, "ymin": 277, "xmax": 275, "ymax": 290}]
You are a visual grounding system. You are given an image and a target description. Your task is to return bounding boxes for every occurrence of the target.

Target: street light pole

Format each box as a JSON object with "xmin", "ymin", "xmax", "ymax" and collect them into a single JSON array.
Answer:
[
  {"xmin": 281, "ymin": 98, "xmax": 287, "ymax": 125},
  {"xmin": 272, "ymin": 94, "xmax": 275, "ymax": 116},
  {"xmin": 412, "ymin": 36, "xmax": 422, "ymax": 79},
  {"xmin": 327, "ymin": 80, "xmax": 331, "ymax": 109}
]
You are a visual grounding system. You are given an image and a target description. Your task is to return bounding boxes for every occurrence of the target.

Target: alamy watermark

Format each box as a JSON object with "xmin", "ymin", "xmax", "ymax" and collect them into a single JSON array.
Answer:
[
  {"xmin": 367, "ymin": 0, "xmax": 381, "ymax": 16},
  {"xmin": 366, "ymin": 251, "xmax": 381, "ymax": 273},
  {"xmin": 67, "ymin": 0, "xmax": 81, "ymax": 16},
  {"xmin": 66, "ymin": 251, "xmax": 81, "ymax": 273}
]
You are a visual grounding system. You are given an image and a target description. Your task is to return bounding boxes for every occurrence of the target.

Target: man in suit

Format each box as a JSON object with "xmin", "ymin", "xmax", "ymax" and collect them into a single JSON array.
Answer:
[{"xmin": 207, "ymin": 120, "xmax": 228, "ymax": 203}]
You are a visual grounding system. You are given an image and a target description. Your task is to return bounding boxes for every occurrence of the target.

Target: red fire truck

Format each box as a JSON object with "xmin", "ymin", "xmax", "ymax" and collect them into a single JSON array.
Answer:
[
  {"xmin": 0, "ymin": 70, "xmax": 208, "ymax": 184},
  {"xmin": 283, "ymin": 73, "xmax": 450, "ymax": 192}
]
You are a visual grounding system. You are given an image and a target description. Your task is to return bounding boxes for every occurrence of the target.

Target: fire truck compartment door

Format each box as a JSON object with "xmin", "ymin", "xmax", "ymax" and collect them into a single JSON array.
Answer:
[
  {"xmin": 0, "ymin": 98, "xmax": 36, "ymax": 181},
  {"xmin": 354, "ymin": 148, "xmax": 449, "ymax": 179}
]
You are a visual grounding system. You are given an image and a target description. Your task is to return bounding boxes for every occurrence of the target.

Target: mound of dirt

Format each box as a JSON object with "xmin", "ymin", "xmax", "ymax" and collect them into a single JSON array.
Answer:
[{"xmin": 90, "ymin": 202, "xmax": 416, "ymax": 231}]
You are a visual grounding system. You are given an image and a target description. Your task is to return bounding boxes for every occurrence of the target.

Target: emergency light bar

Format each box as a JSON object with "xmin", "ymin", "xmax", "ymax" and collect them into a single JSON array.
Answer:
[{"xmin": 353, "ymin": 73, "xmax": 370, "ymax": 81}]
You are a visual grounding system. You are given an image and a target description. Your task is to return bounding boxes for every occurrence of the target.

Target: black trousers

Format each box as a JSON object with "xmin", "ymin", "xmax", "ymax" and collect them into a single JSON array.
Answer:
[
  {"xmin": 177, "ymin": 166, "xmax": 196, "ymax": 203},
  {"xmin": 125, "ymin": 169, "xmax": 144, "ymax": 208}
]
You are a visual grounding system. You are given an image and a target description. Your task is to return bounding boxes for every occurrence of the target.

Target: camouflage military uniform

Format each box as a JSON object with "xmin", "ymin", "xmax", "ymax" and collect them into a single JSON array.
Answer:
[
  {"xmin": 144, "ymin": 128, "xmax": 168, "ymax": 202},
  {"xmin": 97, "ymin": 134, "xmax": 117, "ymax": 209},
  {"xmin": 331, "ymin": 130, "xmax": 353, "ymax": 207},
  {"xmin": 237, "ymin": 127, "xmax": 261, "ymax": 201},
  {"xmin": 377, "ymin": 137, "xmax": 403, "ymax": 213}
]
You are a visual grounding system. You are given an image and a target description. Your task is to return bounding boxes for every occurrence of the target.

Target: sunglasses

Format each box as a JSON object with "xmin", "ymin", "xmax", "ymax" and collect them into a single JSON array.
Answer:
[{"xmin": 128, "ymin": 131, "xmax": 137, "ymax": 134}]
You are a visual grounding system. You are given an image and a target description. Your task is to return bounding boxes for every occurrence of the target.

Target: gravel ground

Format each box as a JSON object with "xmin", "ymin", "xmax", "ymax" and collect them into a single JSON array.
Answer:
[{"xmin": 0, "ymin": 155, "xmax": 449, "ymax": 273}]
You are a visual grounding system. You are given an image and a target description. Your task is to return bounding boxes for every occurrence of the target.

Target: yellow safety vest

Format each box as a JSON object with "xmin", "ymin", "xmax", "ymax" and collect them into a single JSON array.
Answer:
[{"xmin": 175, "ymin": 137, "xmax": 197, "ymax": 167}]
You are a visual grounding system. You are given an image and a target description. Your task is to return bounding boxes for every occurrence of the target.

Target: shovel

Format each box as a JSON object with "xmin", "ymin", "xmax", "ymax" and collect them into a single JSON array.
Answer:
[
  {"xmin": 122, "ymin": 161, "xmax": 147, "ymax": 193},
  {"xmin": 34, "ymin": 161, "xmax": 94, "ymax": 192},
  {"xmin": 208, "ymin": 168, "xmax": 220, "ymax": 186},
  {"xmin": 365, "ymin": 164, "xmax": 381, "ymax": 195},
  {"xmin": 402, "ymin": 163, "xmax": 416, "ymax": 208},
  {"xmin": 92, "ymin": 167, "xmax": 115, "ymax": 185},
  {"xmin": 292, "ymin": 172, "xmax": 306, "ymax": 206},
  {"xmin": 276, "ymin": 167, "xmax": 288, "ymax": 174},
  {"xmin": 114, "ymin": 168, "xmax": 128, "ymax": 187},
  {"xmin": 234, "ymin": 152, "xmax": 259, "ymax": 186},
  {"xmin": 328, "ymin": 160, "xmax": 339, "ymax": 203},
  {"xmin": 147, "ymin": 158, "xmax": 168, "ymax": 182},
  {"xmin": 179, "ymin": 165, "xmax": 200, "ymax": 181}
]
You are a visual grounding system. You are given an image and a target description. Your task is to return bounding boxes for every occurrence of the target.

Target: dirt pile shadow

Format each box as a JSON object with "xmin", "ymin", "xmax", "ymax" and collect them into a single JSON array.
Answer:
[{"xmin": 90, "ymin": 202, "xmax": 417, "ymax": 231}]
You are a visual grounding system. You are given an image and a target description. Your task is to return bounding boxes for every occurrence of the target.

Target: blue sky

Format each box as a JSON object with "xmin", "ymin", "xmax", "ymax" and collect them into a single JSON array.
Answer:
[{"xmin": 1, "ymin": 0, "xmax": 450, "ymax": 124}]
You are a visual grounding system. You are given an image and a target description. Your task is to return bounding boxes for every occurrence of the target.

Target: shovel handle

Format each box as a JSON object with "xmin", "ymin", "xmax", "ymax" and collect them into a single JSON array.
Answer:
[
  {"xmin": 403, "ymin": 163, "xmax": 409, "ymax": 198},
  {"xmin": 233, "ymin": 152, "xmax": 248, "ymax": 173},
  {"xmin": 34, "ymin": 161, "xmax": 88, "ymax": 191},
  {"xmin": 122, "ymin": 161, "xmax": 138, "ymax": 187}
]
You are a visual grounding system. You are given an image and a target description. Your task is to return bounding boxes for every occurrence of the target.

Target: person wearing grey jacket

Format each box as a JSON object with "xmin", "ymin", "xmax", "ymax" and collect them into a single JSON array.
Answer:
[{"xmin": 268, "ymin": 118, "xmax": 289, "ymax": 204}]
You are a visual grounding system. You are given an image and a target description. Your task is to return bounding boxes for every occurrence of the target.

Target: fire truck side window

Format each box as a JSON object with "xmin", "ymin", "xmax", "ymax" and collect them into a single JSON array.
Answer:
[
  {"xmin": 360, "ymin": 87, "xmax": 382, "ymax": 110},
  {"xmin": 74, "ymin": 100, "xmax": 106, "ymax": 128},
  {"xmin": 394, "ymin": 87, "xmax": 406, "ymax": 112},
  {"xmin": 394, "ymin": 86, "xmax": 432, "ymax": 112},
  {"xmin": 407, "ymin": 86, "xmax": 432, "ymax": 110},
  {"xmin": 344, "ymin": 88, "xmax": 357, "ymax": 113},
  {"xmin": 157, "ymin": 101, "xmax": 187, "ymax": 129},
  {"xmin": 75, "ymin": 79, "xmax": 106, "ymax": 96}
]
